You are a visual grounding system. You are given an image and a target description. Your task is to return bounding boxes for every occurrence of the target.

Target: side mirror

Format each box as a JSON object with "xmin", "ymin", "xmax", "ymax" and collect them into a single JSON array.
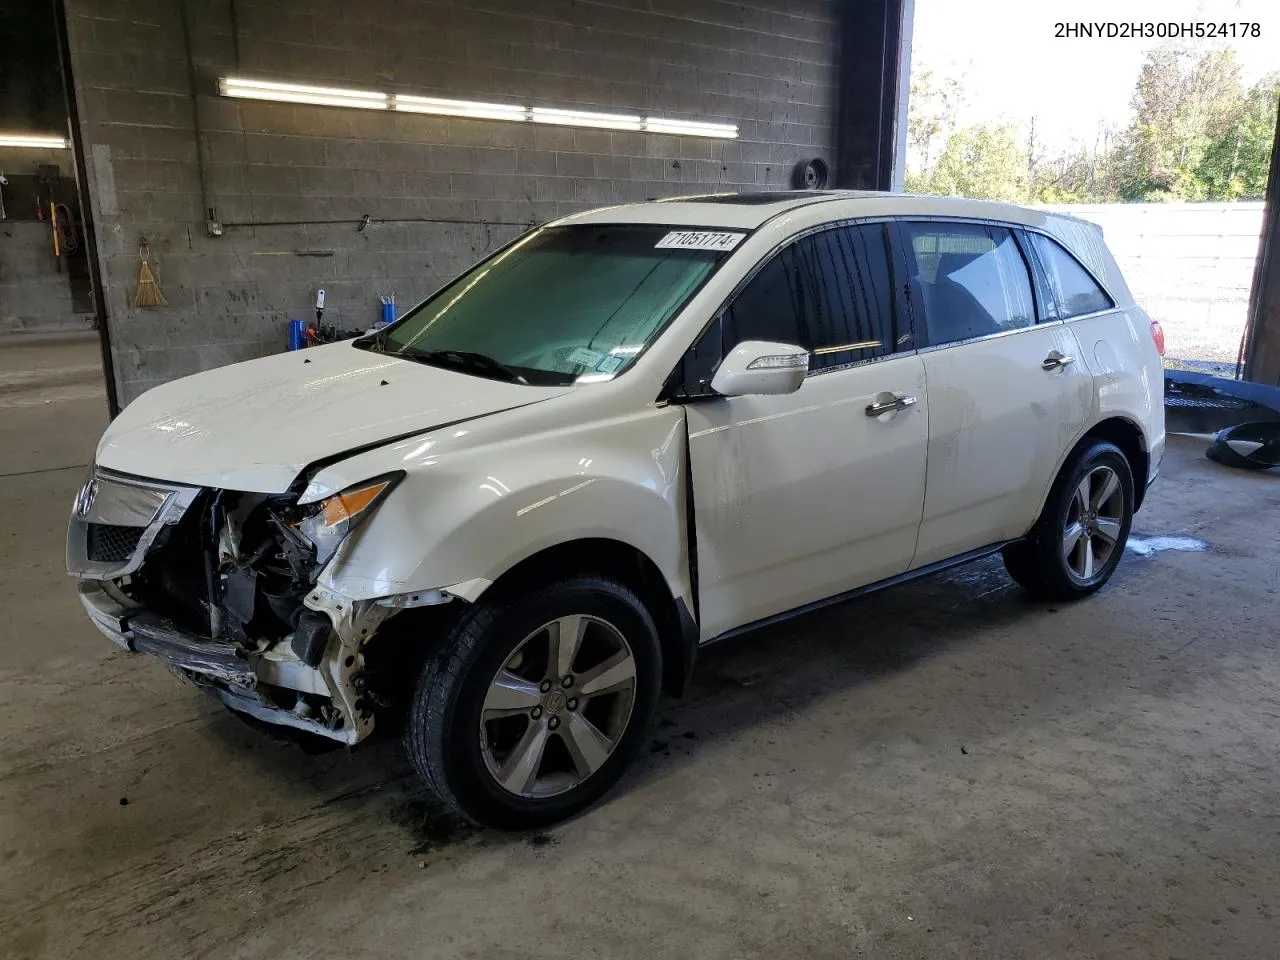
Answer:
[{"xmin": 710, "ymin": 340, "xmax": 809, "ymax": 397}]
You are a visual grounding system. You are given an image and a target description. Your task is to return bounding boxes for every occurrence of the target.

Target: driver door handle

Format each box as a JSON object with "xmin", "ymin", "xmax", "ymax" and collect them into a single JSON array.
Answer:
[
  {"xmin": 865, "ymin": 394, "xmax": 917, "ymax": 417},
  {"xmin": 1042, "ymin": 353, "xmax": 1076, "ymax": 371}
]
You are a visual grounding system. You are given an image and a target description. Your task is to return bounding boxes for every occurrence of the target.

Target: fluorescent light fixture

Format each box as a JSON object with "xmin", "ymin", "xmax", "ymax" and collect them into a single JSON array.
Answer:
[
  {"xmin": 644, "ymin": 117, "xmax": 739, "ymax": 138},
  {"xmin": 394, "ymin": 94, "xmax": 526, "ymax": 121},
  {"xmin": 216, "ymin": 76, "xmax": 737, "ymax": 138},
  {"xmin": 531, "ymin": 107, "xmax": 642, "ymax": 131},
  {"xmin": 0, "ymin": 133, "xmax": 68, "ymax": 149},
  {"xmin": 219, "ymin": 77, "xmax": 388, "ymax": 109}
]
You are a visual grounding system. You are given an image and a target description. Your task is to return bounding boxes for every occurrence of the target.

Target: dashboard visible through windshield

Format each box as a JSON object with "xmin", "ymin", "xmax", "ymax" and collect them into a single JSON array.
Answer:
[{"xmin": 356, "ymin": 224, "xmax": 740, "ymax": 385}]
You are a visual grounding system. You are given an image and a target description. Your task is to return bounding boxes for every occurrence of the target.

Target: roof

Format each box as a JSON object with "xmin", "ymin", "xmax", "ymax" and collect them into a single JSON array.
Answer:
[{"xmin": 558, "ymin": 190, "xmax": 1070, "ymax": 231}]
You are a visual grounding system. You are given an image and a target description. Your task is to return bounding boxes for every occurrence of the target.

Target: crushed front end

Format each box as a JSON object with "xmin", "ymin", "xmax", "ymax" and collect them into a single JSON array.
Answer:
[{"xmin": 67, "ymin": 468, "xmax": 419, "ymax": 745}]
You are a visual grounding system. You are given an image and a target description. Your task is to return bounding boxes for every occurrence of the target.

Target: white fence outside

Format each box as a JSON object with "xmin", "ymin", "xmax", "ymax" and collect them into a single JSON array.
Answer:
[{"xmin": 1042, "ymin": 202, "xmax": 1264, "ymax": 367}]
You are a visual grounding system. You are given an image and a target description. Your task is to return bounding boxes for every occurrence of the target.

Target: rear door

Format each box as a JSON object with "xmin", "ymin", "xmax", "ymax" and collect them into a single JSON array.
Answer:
[
  {"xmin": 898, "ymin": 219, "xmax": 1092, "ymax": 568},
  {"xmin": 678, "ymin": 222, "xmax": 929, "ymax": 640}
]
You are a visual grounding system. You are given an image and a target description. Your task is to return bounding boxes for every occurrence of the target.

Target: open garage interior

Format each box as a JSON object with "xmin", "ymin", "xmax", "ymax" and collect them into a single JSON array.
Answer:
[
  {"xmin": 13, "ymin": 0, "xmax": 885, "ymax": 407},
  {"xmin": 2, "ymin": 0, "xmax": 1280, "ymax": 957}
]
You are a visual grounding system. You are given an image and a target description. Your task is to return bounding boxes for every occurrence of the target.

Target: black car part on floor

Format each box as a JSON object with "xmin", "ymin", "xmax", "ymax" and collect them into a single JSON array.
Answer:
[{"xmin": 1206, "ymin": 421, "xmax": 1280, "ymax": 471}]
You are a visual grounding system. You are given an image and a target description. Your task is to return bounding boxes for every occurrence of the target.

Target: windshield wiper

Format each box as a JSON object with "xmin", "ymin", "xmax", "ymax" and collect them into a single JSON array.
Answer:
[
  {"xmin": 406, "ymin": 349, "xmax": 529, "ymax": 384},
  {"xmin": 353, "ymin": 328, "xmax": 390, "ymax": 353}
]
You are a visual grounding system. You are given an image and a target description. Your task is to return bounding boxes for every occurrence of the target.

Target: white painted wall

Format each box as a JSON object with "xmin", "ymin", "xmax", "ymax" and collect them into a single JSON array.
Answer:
[{"xmin": 1042, "ymin": 202, "xmax": 1265, "ymax": 367}]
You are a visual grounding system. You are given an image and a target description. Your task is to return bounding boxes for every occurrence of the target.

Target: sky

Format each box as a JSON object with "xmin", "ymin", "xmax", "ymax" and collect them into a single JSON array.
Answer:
[{"xmin": 909, "ymin": 0, "xmax": 1278, "ymax": 152}]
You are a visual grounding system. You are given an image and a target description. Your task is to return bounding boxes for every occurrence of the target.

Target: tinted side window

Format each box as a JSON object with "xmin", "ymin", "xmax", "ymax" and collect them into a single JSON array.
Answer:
[
  {"xmin": 902, "ymin": 222, "xmax": 1034, "ymax": 346},
  {"xmin": 718, "ymin": 240, "xmax": 806, "ymax": 353},
  {"xmin": 1027, "ymin": 232, "xmax": 1113, "ymax": 319},
  {"xmin": 802, "ymin": 225, "xmax": 898, "ymax": 368},
  {"xmin": 721, "ymin": 223, "xmax": 896, "ymax": 371}
]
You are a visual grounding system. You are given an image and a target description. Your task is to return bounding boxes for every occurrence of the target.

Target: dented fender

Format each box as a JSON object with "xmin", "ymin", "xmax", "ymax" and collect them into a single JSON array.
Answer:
[{"xmin": 306, "ymin": 401, "xmax": 695, "ymax": 617}]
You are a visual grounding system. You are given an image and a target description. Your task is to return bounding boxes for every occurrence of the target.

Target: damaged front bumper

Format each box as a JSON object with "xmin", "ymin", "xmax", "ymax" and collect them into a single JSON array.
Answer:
[
  {"xmin": 69, "ymin": 470, "xmax": 451, "ymax": 746},
  {"xmin": 78, "ymin": 578, "xmax": 385, "ymax": 744}
]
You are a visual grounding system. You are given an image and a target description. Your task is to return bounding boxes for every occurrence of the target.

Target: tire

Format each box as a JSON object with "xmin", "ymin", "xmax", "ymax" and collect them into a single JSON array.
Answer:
[
  {"xmin": 405, "ymin": 576, "xmax": 662, "ymax": 829},
  {"xmin": 1001, "ymin": 440, "xmax": 1134, "ymax": 601}
]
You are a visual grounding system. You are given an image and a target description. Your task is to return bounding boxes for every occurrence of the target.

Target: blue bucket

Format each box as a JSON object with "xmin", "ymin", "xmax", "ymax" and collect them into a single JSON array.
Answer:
[
  {"xmin": 288, "ymin": 319, "xmax": 306, "ymax": 351},
  {"xmin": 381, "ymin": 302, "xmax": 396, "ymax": 326}
]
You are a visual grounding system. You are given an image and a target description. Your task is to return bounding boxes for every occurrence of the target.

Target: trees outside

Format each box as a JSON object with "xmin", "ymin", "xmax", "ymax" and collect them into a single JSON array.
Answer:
[
  {"xmin": 908, "ymin": 123, "xmax": 1027, "ymax": 201},
  {"xmin": 1196, "ymin": 71, "xmax": 1280, "ymax": 200},
  {"xmin": 905, "ymin": 69, "xmax": 964, "ymax": 177},
  {"xmin": 906, "ymin": 47, "xmax": 1278, "ymax": 204}
]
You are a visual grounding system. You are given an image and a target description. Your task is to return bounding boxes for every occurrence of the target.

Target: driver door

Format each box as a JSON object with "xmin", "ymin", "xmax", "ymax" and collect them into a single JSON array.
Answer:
[{"xmin": 678, "ymin": 223, "xmax": 930, "ymax": 640}]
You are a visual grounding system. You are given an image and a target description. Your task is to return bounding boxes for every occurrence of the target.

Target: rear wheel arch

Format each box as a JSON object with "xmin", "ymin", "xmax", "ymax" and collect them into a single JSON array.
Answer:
[
  {"xmin": 1043, "ymin": 417, "xmax": 1149, "ymax": 518},
  {"xmin": 1003, "ymin": 437, "xmax": 1135, "ymax": 600},
  {"xmin": 480, "ymin": 538, "xmax": 696, "ymax": 698},
  {"xmin": 1075, "ymin": 418, "xmax": 1149, "ymax": 510}
]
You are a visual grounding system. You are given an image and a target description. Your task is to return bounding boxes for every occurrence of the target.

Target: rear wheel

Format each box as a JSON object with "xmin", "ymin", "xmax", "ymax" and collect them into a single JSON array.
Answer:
[
  {"xmin": 405, "ymin": 576, "xmax": 661, "ymax": 828},
  {"xmin": 1002, "ymin": 441, "xmax": 1134, "ymax": 600}
]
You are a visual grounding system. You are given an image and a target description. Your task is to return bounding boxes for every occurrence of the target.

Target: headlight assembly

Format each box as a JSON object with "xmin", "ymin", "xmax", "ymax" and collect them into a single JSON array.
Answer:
[{"xmin": 296, "ymin": 473, "xmax": 402, "ymax": 565}]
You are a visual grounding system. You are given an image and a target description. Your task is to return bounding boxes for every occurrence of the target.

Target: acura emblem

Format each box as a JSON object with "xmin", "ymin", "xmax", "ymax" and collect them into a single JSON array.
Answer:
[{"xmin": 74, "ymin": 478, "xmax": 98, "ymax": 518}]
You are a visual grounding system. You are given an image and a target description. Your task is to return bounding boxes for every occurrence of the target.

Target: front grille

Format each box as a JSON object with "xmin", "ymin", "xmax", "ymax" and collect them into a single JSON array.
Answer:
[{"xmin": 86, "ymin": 523, "xmax": 145, "ymax": 562}]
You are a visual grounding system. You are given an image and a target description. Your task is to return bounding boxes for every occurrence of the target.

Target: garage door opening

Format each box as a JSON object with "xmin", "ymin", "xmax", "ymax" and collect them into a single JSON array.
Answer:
[
  {"xmin": 904, "ymin": 0, "xmax": 1277, "ymax": 380},
  {"xmin": 0, "ymin": 0, "xmax": 114, "ymax": 414}
]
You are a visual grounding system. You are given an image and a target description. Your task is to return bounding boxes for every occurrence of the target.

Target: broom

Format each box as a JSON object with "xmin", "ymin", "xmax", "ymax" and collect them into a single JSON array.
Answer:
[{"xmin": 134, "ymin": 238, "xmax": 167, "ymax": 307}]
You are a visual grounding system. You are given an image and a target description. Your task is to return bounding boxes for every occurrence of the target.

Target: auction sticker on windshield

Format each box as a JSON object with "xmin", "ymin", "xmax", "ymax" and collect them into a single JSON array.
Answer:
[{"xmin": 655, "ymin": 231, "xmax": 746, "ymax": 251}]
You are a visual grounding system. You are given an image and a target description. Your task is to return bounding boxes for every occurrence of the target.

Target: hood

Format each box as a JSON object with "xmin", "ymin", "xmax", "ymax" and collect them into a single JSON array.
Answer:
[{"xmin": 96, "ymin": 342, "xmax": 570, "ymax": 492}]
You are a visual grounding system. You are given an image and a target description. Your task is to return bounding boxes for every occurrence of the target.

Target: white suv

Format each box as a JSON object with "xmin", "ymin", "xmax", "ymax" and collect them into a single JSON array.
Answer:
[{"xmin": 68, "ymin": 191, "xmax": 1165, "ymax": 827}]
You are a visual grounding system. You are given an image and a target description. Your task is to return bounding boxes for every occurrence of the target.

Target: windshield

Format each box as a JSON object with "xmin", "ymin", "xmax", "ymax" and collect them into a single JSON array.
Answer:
[{"xmin": 357, "ymin": 224, "xmax": 736, "ymax": 385}]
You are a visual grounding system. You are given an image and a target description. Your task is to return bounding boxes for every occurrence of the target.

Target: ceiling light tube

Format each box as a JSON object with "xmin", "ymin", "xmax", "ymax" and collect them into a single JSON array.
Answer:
[
  {"xmin": 223, "ymin": 89, "xmax": 388, "ymax": 108},
  {"xmin": 216, "ymin": 76, "xmax": 738, "ymax": 138},
  {"xmin": 220, "ymin": 77, "xmax": 388, "ymax": 109},
  {"xmin": 530, "ymin": 107, "xmax": 643, "ymax": 131},
  {"xmin": 644, "ymin": 117, "xmax": 739, "ymax": 139},
  {"xmin": 394, "ymin": 94, "xmax": 527, "ymax": 121},
  {"xmin": 0, "ymin": 133, "xmax": 69, "ymax": 149}
]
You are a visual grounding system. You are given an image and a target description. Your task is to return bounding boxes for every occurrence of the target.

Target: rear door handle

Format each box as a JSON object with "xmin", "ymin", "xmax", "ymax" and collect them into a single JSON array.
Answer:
[
  {"xmin": 865, "ymin": 394, "xmax": 917, "ymax": 417},
  {"xmin": 1042, "ymin": 354, "xmax": 1076, "ymax": 371}
]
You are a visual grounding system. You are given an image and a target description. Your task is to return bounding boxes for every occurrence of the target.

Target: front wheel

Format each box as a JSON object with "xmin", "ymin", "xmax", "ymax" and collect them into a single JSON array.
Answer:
[
  {"xmin": 1002, "ymin": 440, "xmax": 1134, "ymax": 601},
  {"xmin": 405, "ymin": 576, "xmax": 662, "ymax": 829}
]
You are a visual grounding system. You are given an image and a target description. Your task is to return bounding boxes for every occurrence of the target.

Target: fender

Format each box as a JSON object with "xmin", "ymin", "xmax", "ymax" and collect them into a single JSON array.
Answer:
[
  {"xmin": 308, "ymin": 403, "xmax": 695, "ymax": 618},
  {"xmin": 1027, "ymin": 307, "xmax": 1165, "ymax": 524}
]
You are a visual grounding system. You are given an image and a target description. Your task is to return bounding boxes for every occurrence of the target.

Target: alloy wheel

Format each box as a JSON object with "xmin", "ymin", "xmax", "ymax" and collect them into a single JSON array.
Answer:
[
  {"xmin": 1062, "ymin": 464, "xmax": 1125, "ymax": 582},
  {"xmin": 479, "ymin": 615, "xmax": 637, "ymax": 798}
]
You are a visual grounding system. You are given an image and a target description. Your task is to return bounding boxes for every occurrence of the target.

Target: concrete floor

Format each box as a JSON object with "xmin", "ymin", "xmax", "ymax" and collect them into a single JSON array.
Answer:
[
  {"xmin": 2, "ymin": 371, "xmax": 1280, "ymax": 958},
  {"xmin": 0, "ymin": 333, "xmax": 106, "ymax": 408}
]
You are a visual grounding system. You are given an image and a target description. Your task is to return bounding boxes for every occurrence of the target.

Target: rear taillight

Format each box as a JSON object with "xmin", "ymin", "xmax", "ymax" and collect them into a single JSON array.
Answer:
[{"xmin": 1149, "ymin": 319, "xmax": 1165, "ymax": 356}]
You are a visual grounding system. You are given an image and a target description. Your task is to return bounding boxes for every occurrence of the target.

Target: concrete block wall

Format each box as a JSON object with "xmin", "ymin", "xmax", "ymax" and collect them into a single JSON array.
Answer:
[
  {"xmin": 0, "ymin": 222, "xmax": 94, "ymax": 336},
  {"xmin": 64, "ymin": 0, "xmax": 839, "ymax": 405}
]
